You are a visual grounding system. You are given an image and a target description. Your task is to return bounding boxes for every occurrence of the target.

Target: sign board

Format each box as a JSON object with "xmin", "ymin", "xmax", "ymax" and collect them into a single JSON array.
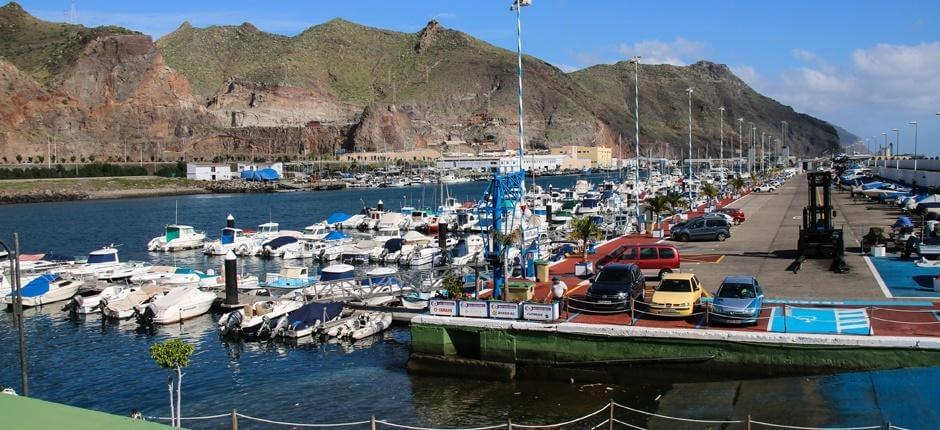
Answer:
[
  {"xmin": 489, "ymin": 301, "xmax": 521, "ymax": 319},
  {"xmin": 522, "ymin": 302, "xmax": 559, "ymax": 321},
  {"xmin": 459, "ymin": 301, "xmax": 489, "ymax": 318},
  {"xmin": 429, "ymin": 300, "xmax": 458, "ymax": 316}
]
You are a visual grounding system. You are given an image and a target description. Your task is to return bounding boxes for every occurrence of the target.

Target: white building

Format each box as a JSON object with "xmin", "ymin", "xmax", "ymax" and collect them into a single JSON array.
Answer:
[
  {"xmin": 436, "ymin": 154, "xmax": 567, "ymax": 174},
  {"xmin": 186, "ymin": 163, "xmax": 233, "ymax": 181}
]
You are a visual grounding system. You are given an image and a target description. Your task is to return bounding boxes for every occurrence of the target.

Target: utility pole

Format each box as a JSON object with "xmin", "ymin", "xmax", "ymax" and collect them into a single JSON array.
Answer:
[
  {"xmin": 737, "ymin": 118, "xmax": 744, "ymax": 176},
  {"xmin": 685, "ymin": 88, "xmax": 693, "ymax": 204},
  {"xmin": 719, "ymin": 106, "xmax": 725, "ymax": 177},
  {"xmin": 632, "ymin": 55, "xmax": 641, "ymax": 228}
]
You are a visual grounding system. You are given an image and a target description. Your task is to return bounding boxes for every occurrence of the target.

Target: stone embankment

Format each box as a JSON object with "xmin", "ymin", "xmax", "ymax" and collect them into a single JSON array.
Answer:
[
  {"xmin": 204, "ymin": 179, "xmax": 276, "ymax": 194},
  {"xmin": 0, "ymin": 189, "xmax": 89, "ymax": 204}
]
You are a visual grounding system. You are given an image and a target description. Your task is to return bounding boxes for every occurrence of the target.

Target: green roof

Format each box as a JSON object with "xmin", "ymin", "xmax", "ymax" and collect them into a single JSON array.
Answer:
[{"xmin": 0, "ymin": 395, "xmax": 177, "ymax": 430}]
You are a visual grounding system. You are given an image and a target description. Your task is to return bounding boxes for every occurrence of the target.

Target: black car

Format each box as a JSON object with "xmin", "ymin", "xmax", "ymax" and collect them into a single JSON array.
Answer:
[
  {"xmin": 582, "ymin": 263, "xmax": 646, "ymax": 311},
  {"xmin": 670, "ymin": 217, "xmax": 732, "ymax": 242}
]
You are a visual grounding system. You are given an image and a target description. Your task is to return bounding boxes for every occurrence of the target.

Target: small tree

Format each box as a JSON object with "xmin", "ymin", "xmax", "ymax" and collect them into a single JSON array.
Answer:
[
  {"xmin": 36, "ymin": 155, "xmax": 44, "ymax": 164},
  {"xmin": 665, "ymin": 193, "xmax": 687, "ymax": 213},
  {"xmin": 645, "ymin": 195, "xmax": 670, "ymax": 230},
  {"xmin": 441, "ymin": 271, "xmax": 464, "ymax": 299},
  {"xmin": 700, "ymin": 182, "xmax": 719, "ymax": 208},
  {"xmin": 70, "ymin": 155, "xmax": 76, "ymax": 163},
  {"xmin": 568, "ymin": 216, "xmax": 603, "ymax": 262},
  {"xmin": 492, "ymin": 227, "xmax": 522, "ymax": 284},
  {"xmin": 730, "ymin": 177, "xmax": 745, "ymax": 195},
  {"xmin": 150, "ymin": 338, "xmax": 195, "ymax": 428}
]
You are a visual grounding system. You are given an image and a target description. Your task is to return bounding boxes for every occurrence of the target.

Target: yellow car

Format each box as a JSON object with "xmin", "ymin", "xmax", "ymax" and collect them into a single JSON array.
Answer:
[{"xmin": 647, "ymin": 273, "xmax": 710, "ymax": 317}]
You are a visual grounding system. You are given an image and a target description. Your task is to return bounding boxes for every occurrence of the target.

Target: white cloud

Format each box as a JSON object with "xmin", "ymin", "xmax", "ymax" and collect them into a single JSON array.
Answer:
[
  {"xmin": 617, "ymin": 37, "xmax": 707, "ymax": 66},
  {"xmin": 791, "ymin": 48, "xmax": 819, "ymax": 63},
  {"xmin": 730, "ymin": 65, "xmax": 760, "ymax": 86},
  {"xmin": 554, "ymin": 63, "xmax": 579, "ymax": 73},
  {"xmin": 852, "ymin": 42, "xmax": 940, "ymax": 79},
  {"xmin": 431, "ymin": 12, "xmax": 457, "ymax": 21}
]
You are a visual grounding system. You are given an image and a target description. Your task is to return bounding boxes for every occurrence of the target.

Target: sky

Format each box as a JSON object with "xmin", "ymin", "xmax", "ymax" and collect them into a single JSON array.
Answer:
[{"xmin": 16, "ymin": 0, "xmax": 940, "ymax": 155}]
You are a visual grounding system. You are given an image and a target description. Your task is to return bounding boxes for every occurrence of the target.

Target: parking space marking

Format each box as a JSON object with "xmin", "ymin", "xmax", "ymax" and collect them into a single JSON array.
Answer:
[{"xmin": 768, "ymin": 307, "xmax": 871, "ymax": 335}]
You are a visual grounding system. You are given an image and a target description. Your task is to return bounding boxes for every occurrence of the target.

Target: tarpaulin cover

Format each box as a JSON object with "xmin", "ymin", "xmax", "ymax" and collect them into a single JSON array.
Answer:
[
  {"xmin": 240, "ymin": 168, "xmax": 280, "ymax": 181},
  {"xmin": 286, "ymin": 302, "xmax": 344, "ymax": 330},
  {"xmin": 264, "ymin": 236, "xmax": 298, "ymax": 249},
  {"xmin": 324, "ymin": 231, "xmax": 348, "ymax": 241},
  {"xmin": 326, "ymin": 212, "xmax": 352, "ymax": 224},
  {"xmin": 18, "ymin": 273, "xmax": 59, "ymax": 298}
]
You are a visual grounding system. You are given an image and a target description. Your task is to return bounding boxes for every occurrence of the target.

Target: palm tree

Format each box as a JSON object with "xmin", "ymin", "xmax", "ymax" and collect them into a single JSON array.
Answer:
[
  {"xmin": 492, "ymin": 227, "xmax": 522, "ymax": 282},
  {"xmin": 568, "ymin": 216, "xmax": 603, "ymax": 262},
  {"xmin": 730, "ymin": 177, "xmax": 746, "ymax": 195},
  {"xmin": 700, "ymin": 182, "xmax": 719, "ymax": 208},
  {"xmin": 645, "ymin": 195, "xmax": 670, "ymax": 230},
  {"xmin": 665, "ymin": 192, "xmax": 687, "ymax": 214}
]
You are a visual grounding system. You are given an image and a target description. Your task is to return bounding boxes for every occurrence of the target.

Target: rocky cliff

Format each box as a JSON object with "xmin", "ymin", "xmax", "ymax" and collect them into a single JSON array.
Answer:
[{"xmin": 0, "ymin": 2, "xmax": 845, "ymax": 162}]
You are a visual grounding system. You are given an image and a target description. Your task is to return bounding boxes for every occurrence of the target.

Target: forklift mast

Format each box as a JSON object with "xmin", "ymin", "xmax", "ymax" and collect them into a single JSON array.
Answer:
[{"xmin": 803, "ymin": 172, "xmax": 834, "ymax": 231}]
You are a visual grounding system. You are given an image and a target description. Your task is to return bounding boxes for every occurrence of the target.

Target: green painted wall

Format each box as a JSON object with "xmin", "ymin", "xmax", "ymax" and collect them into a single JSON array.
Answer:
[{"xmin": 411, "ymin": 323, "xmax": 940, "ymax": 373}]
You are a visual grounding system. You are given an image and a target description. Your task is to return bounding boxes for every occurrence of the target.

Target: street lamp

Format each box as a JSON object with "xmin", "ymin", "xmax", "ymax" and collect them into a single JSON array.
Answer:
[
  {"xmin": 686, "ymin": 88, "xmax": 694, "ymax": 204},
  {"xmin": 631, "ymin": 55, "xmax": 641, "ymax": 228},
  {"xmin": 881, "ymin": 132, "xmax": 887, "ymax": 168},
  {"xmin": 0, "ymin": 235, "xmax": 27, "ymax": 397},
  {"xmin": 750, "ymin": 124, "xmax": 756, "ymax": 176},
  {"xmin": 780, "ymin": 121, "xmax": 788, "ymax": 167},
  {"xmin": 893, "ymin": 128, "xmax": 900, "ymax": 170},
  {"xmin": 719, "ymin": 106, "xmax": 725, "ymax": 176},
  {"xmin": 737, "ymin": 118, "xmax": 744, "ymax": 175},
  {"xmin": 509, "ymin": 0, "xmax": 530, "ymax": 173}
]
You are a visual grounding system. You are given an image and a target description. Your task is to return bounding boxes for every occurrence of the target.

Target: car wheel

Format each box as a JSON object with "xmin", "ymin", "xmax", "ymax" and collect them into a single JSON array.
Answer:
[
  {"xmin": 658, "ymin": 269, "xmax": 672, "ymax": 279},
  {"xmin": 716, "ymin": 233, "xmax": 727, "ymax": 242},
  {"xmin": 679, "ymin": 233, "xmax": 690, "ymax": 242}
]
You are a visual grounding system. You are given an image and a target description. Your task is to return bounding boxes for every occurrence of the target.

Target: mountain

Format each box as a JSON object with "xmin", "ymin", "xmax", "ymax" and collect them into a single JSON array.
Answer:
[
  {"xmin": 0, "ymin": 2, "xmax": 844, "ymax": 162},
  {"xmin": 833, "ymin": 125, "xmax": 861, "ymax": 148}
]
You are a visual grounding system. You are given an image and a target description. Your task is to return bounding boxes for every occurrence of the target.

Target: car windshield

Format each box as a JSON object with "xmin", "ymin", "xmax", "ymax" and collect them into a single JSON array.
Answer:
[
  {"xmin": 658, "ymin": 279, "xmax": 692, "ymax": 292},
  {"xmin": 595, "ymin": 268, "xmax": 633, "ymax": 284},
  {"xmin": 718, "ymin": 283, "xmax": 757, "ymax": 298}
]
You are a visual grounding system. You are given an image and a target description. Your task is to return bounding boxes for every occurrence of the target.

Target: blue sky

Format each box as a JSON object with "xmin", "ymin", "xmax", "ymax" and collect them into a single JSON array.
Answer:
[{"xmin": 16, "ymin": 0, "xmax": 940, "ymax": 155}]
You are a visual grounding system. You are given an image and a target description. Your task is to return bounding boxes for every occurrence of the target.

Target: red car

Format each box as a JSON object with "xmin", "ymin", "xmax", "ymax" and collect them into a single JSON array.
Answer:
[
  {"xmin": 595, "ymin": 244, "xmax": 681, "ymax": 279},
  {"xmin": 718, "ymin": 207, "xmax": 746, "ymax": 224}
]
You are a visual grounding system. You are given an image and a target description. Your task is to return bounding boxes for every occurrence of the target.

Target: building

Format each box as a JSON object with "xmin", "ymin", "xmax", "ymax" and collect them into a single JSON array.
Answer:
[
  {"xmin": 550, "ymin": 145, "xmax": 613, "ymax": 168},
  {"xmin": 436, "ymin": 154, "xmax": 574, "ymax": 174},
  {"xmin": 186, "ymin": 163, "xmax": 233, "ymax": 181}
]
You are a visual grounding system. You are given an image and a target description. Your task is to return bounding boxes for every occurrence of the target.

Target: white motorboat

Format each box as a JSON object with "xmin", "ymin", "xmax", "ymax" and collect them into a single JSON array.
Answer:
[
  {"xmin": 98, "ymin": 261, "xmax": 152, "ymax": 283},
  {"xmin": 2, "ymin": 273, "xmax": 83, "ymax": 307},
  {"xmin": 217, "ymin": 299, "xmax": 304, "ymax": 339},
  {"xmin": 135, "ymin": 285, "xmax": 217, "ymax": 325},
  {"xmin": 301, "ymin": 223, "xmax": 329, "ymax": 241},
  {"xmin": 147, "ymin": 225, "xmax": 206, "ymax": 252},
  {"xmin": 272, "ymin": 302, "xmax": 345, "ymax": 338},
  {"xmin": 196, "ymin": 270, "xmax": 260, "ymax": 291},
  {"xmin": 282, "ymin": 240, "xmax": 327, "ymax": 260},
  {"xmin": 64, "ymin": 284, "xmax": 124, "ymax": 314},
  {"xmin": 401, "ymin": 291, "xmax": 435, "ymax": 310},
  {"xmin": 408, "ymin": 247, "xmax": 441, "ymax": 267},
  {"xmin": 326, "ymin": 311, "xmax": 392, "ymax": 340},
  {"xmin": 203, "ymin": 227, "xmax": 255, "ymax": 256},
  {"xmin": 101, "ymin": 284, "xmax": 165, "ymax": 320},
  {"xmin": 66, "ymin": 246, "xmax": 123, "ymax": 278}
]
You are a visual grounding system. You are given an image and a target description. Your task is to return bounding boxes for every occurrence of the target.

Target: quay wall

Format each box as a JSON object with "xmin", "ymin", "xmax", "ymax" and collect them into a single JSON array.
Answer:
[
  {"xmin": 877, "ymin": 164, "xmax": 940, "ymax": 188},
  {"xmin": 409, "ymin": 316, "xmax": 940, "ymax": 379}
]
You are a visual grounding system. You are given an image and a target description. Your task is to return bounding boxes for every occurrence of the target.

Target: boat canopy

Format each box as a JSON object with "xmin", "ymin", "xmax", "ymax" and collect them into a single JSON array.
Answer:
[
  {"xmin": 320, "ymin": 264, "xmax": 355, "ymax": 281},
  {"xmin": 18, "ymin": 273, "xmax": 59, "ymax": 298},
  {"xmin": 324, "ymin": 231, "xmax": 348, "ymax": 241},
  {"xmin": 87, "ymin": 249, "xmax": 118, "ymax": 264},
  {"xmin": 361, "ymin": 267, "xmax": 399, "ymax": 286},
  {"xmin": 221, "ymin": 227, "xmax": 241, "ymax": 244},
  {"xmin": 264, "ymin": 236, "xmax": 298, "ymax": 249},
  {"xmin": 165, "ymin": 225, "xmax": 181, "ymax": 241},
  {"xmin": 403, "ymin": 231, "xmax": 431, "ymax": 243},
  {"xmin": 384, "ymin": 238, "xmax": 405, "ymax": 252},
  {"xmin": 286, "ymin": 302, "xmax": 344, "ymax": 331},
  {"xmin": 326, "ymin": 211, "xmax": 352, "ymax": 224}
]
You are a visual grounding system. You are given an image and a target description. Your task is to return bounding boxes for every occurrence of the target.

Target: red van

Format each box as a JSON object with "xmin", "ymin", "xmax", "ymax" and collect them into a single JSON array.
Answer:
[{"xmin": 595, "ymin": 244, "xmax": 681, "ymax": 279}]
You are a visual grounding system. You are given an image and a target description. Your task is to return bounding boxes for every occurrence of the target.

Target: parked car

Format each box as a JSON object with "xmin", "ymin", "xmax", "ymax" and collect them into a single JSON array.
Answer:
[
  {"xmin": 647, "ymin": 273, "xmax": 708, "ymax": 317},
  {"xmin": 755, "ymin": 184, "xmax": 776, "ymax": 192},
  {"xmin": 710, "ymin": 276, "xmax": 764, "ymax": 325},
  {"xmin": 717, "ymin": 207, "xmax": 746, "ymax": 224},
  {"xmin": 702, "ymin": 212, "xmax": 735, "ymax": 224},
  {"xmin": 595, "ymin": 244, "xmax": 681, "ymax": 279},
  {"xmin": 582, "ymin": 263, "xmax": 646, "ymax": 312},
  {"xmin": 670, "ymin": 217, "xmax": 732, "ymax": 242}
]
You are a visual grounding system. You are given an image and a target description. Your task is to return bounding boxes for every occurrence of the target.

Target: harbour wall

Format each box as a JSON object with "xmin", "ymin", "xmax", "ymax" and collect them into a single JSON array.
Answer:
[
  {"xmin": 409, "ymin": 316, "xmax": 940, "ymax": 380},
  {"xmin": 877, "ymin": 163, "xmax": 940, "ymax": 188}
]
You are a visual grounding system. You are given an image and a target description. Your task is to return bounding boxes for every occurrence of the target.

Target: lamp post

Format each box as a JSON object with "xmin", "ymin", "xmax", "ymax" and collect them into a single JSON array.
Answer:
[
  {"xmin": 780, "ymin": 121, "xmax": 788, "ymax": 167},
  {"xmin": 893, "ymin": 128, "xmax": 900, "ymax": 170},
  {"xmin": 909, "ymin": 121, "xmax": 918, "ymax": 174},
  {"xmin": 631, "ymin": 55, "xmax": 641, "ymax": 228},
  {"xmin": 686, "ymin": 88, "xmax": 694, "ymax": 204},
  {"xmin": 737, "ymin": 118, "xmax": 744, "ymax": 175},
  {"xmin": 750, "ymin": 124, "xmax": 756, "ymax": 177},
  {"xmin": 1, "ymin": 234, "xmax": 27, "ymax": 397},
  {"xmin": 719, "ymin": 106, "xmax": 725, "ymax": 177},
  {"xmin": 760, "ymin": 132, "xmax": 765, "ymax": 175},
  {"xmin": 881, "ymin": 132, "xmax": 887, "ymax": 169},
  {"xmin": 510, "ymin": 0, "xmax": 530, "ymax": 176}
]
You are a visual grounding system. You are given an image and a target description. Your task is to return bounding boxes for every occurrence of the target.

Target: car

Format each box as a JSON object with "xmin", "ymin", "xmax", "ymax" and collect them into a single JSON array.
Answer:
[
  {"xmin": 647, "ymin": 273, "xmax": 708, "ymax": 317},
  {"xmin": 702, "ymin": 212, "xmax": 735, "ymax": 224},
  {"xmin": 670, "ymin": 217, "xmax": 732, "ymax": 242},
  {"xmin": 582, "ymin": 263, "xmax": 646, "ymax": 312},
  {"xmin": 710, "ymin": 276, "xmax": 764, "ymax": 325},
  {"xmin": 595, "ymin": 244, "xmax": 681, "ymax": 279},
  {"xmin": 717, "ymin": 207, "xmax": 746, "ymax": 224},
  {"xmin": 755, "ymin": 184, "xmax": 776, "ymax": 192}
]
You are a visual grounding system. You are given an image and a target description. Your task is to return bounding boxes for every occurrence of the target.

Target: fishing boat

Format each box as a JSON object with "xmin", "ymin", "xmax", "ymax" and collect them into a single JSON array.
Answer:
[
  {"xmin": 135, "ymin": 285, "xmax": 217, "ymax": 325},
  {"xmin": 147, "ymin": 225, "xmax": 206, "ymax": 252},
  {"xmin": 217, "ymin": 299, "xmax": 304, "ymax": 339},
  {"xmin": 2, "ymin": 273, "xmax": 83, "ymax": 307},
  {"xmin": 272, "ymin": 302, "xmax": 345, "ymax": 338},
  {"xmin": 101, "ymin": 284, "xmax": 165, "ymax": 320},
  {"xmin": 63, "ymin": 284, "xmax": 124, "ymax": 314}
]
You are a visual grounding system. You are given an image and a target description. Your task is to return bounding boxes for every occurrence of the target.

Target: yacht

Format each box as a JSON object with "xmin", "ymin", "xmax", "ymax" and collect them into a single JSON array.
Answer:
[{"xmin": 147, "ymin": 225, "xmax": 206, "ymax": 253}]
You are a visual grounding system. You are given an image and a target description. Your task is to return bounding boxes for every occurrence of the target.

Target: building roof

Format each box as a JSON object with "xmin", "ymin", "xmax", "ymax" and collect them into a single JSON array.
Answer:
[{"xmin": 0, "ymin": 395, "xmax": 174, "ymax": 430}]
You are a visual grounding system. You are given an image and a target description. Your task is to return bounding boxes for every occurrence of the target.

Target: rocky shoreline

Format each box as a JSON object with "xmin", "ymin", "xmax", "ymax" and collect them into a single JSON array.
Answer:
[
  {"xmin": 0, "ymin": 178, "xmax": 282, "ymax": 205},
  {"xmin": 0, "ymin": 189, "xmax": 90, "ymax": 204}
]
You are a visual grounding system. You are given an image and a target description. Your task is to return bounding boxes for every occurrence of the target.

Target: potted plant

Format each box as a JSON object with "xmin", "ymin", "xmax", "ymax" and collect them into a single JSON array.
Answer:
[{"xmin": 569, "ymin": 216, "xmax": 603, "ymax": 276}]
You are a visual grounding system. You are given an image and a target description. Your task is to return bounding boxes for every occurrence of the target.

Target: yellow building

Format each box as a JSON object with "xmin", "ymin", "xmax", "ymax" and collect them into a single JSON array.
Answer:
[{"xmin": 550, "ymin": 145, "xmax": 613, "ymax": 168}]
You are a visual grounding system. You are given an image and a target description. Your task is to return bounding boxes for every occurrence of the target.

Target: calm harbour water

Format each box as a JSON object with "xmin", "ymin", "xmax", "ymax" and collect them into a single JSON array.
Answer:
[{"xmin": 1, "ymin": 176, "xmax": 939, "ymax": 429}]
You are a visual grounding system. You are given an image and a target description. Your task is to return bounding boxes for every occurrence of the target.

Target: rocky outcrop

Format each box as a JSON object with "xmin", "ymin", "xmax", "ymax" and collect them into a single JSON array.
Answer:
[
  {"xmin": 206, "ymin": 78, "xmax": 358, "ymax": 128},
  {"xmin": 205, "ymin": 179, "xmax": 274, "ymax": 194}
]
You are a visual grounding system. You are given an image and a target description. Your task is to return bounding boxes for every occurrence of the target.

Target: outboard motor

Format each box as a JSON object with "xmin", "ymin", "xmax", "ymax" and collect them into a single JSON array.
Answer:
[
  {"xmin": 135, "ymin": 304, "xmax": 156, "ymax": 327},
  {"xmin": 220, "ymin": 311, "xmax": 243, "ymax": 337},
  {"xmin": 63, "ymin": 294, "xmax": 83, "ymax": 313},
  {"xmin": 273, "ymin": 315, "xmax": 290, "ymax": 338},
  {"xmin": 257, "ymin": 315, "xmax": 273, "ymax": 339}
]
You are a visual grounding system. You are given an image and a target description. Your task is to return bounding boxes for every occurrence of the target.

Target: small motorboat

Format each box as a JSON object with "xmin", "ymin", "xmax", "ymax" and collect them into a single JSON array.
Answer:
[
  {"xmin": 409, "ymin": 247, "xmax": 442, "ymax": 267},
  {"xmin": 63, "ymin": 285, "xmax": 124, "ymax": 314},
  {"xmin": 262, "ymin": 266, "xmax": 316, "ymax": 294},
  {"xmin": 203, "ymin": 227, "xmax": 255, "ymax": 256},
  {"xmin": 66, "ymin": 246, "xmax": 123, "ymax": 278},
  {"xmin": 217, "ymin": 299, "xmax": 304, "ymax": 339},
  {"xmin": 101, "ymin": 284, "xmax": 165, "ymax": 320},
  {"xmin": 326, "ymin": 311, "xmax": 392, "ymax": 340},
  {"xmin": 135, "ymin": 285, "xmax": 217, "ymax": 325},
  {"xmin": 147, "ymin": 225, "xmax": 206, "ymax": 252},
  {"xmin": 2, "ymin": 273, "xmax": 83, "ymax": 308},
  {"xmin": 401, "ymin": 291, "xmax": 435, "ymax": 310},
  {"xmin": 272, "ymin": 302, "xmax": 345, "ymax": 338}
]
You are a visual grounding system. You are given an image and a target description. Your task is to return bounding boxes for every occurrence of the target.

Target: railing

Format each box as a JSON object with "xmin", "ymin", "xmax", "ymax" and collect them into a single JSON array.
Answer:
[{"xmin": 145, "ymin": 400, "xmax": 909, "ymax": 429}]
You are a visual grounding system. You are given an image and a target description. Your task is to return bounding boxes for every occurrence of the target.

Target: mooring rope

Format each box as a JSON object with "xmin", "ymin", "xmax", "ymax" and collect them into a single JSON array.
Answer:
[
  {"xmin": 376, "ymin": 421, "xmax": 504, "ymax": 430},
  {"xmin": 147, "ymin": 413, "xmax": 230, "ymax": 421}
]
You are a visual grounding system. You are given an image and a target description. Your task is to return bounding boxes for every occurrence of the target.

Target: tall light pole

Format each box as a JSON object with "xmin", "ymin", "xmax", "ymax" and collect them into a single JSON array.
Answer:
[
  {"xmin": 881, "ymin": 132, "xmax": 887, "ymax": 168},
  {"xmin": 893, "ymin": 128, "xmax": 900, "ymax": 170},
  {"xmin": 686, "ymin": 88, "xmax": 694, "ymax": 204},
  {"xmin": 760, "ymin": 131, "xmax": 765, "ymax": 175},
  {"xmin": 510, "ymin": 0, "xmax": 530, "ymax": 179},
  {"xmin": 750, "ymin": 124, "xmax": 756, "ymax": 176},
  {"xmin": 719, "ymin": 106, "xmax": 725, "ymax": 176},
  {"xmin": 780, "ymin": 121, "xmax": 788, "ymax": 167},
  {"xmin": 909, "ymin": 121, "xmax": 918, "ymax": 175},
  {"xmin": 631, "ymin": 56, "xmax": 641, "ymax": 227},
  {"xmin": 737, "ymin": 118, "xmax": 744, "ymax": 175}
]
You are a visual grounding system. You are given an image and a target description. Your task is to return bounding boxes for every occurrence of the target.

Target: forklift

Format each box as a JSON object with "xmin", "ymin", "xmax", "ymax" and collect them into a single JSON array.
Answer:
[{"xmin": 794, "ymin": 171, "xmax": 849, "ymax": 273}]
